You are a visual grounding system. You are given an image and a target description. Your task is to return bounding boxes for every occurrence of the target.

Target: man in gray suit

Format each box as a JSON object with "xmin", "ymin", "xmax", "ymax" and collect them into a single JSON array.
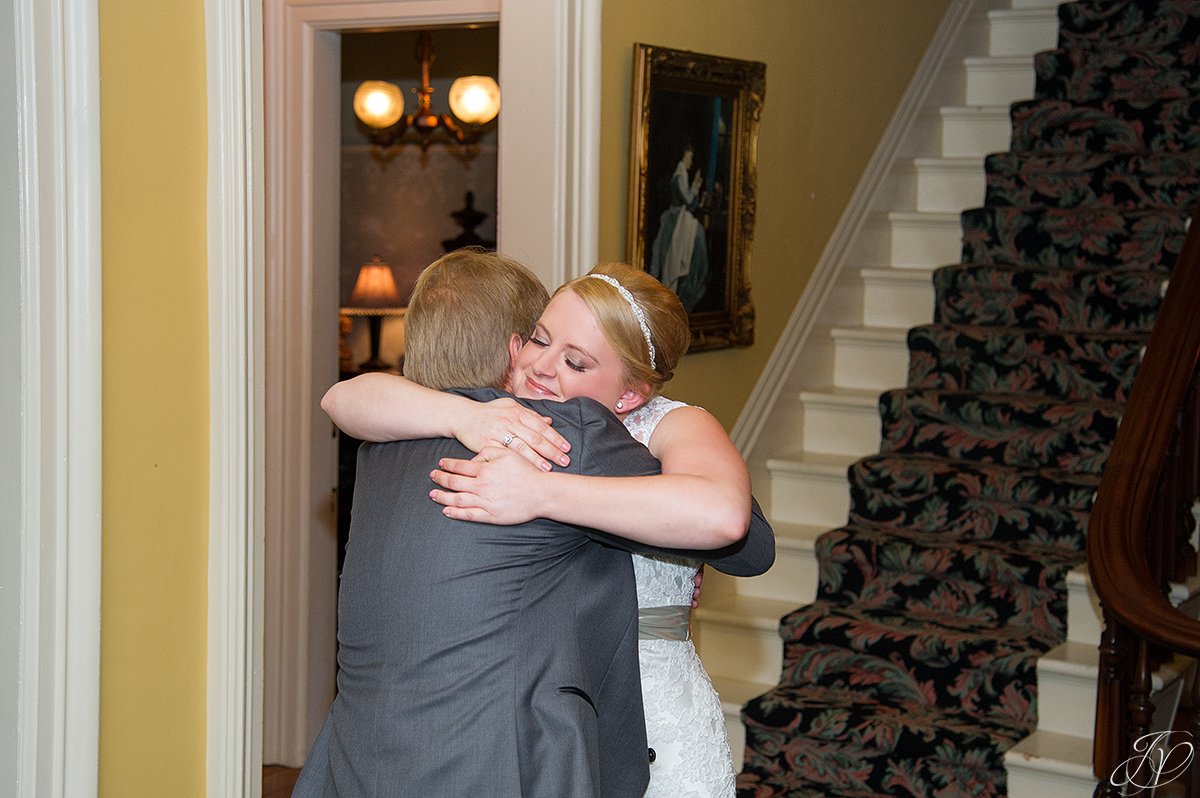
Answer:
[{"xmin": 293, "ymin": 249, "xmax": 773, "ymax": 797}]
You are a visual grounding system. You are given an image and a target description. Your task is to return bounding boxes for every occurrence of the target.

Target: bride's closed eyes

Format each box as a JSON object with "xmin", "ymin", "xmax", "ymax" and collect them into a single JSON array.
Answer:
[
  {"xmin": 510, "ymin": 289, "xmax": 632, "ymax": 411},
  {"xmin": 529, "ymin": 328, "xmax": 594, "ymax": 373}
]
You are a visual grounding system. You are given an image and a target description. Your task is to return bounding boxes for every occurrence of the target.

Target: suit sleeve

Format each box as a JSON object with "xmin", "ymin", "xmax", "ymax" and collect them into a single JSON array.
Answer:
[
  {"xmin": 448, "ymin": 388, "xmax": 775, "ymax": 576},
  {"xmin": 669, "ymin": 496, "xmax": 775, "ymax": 576}
]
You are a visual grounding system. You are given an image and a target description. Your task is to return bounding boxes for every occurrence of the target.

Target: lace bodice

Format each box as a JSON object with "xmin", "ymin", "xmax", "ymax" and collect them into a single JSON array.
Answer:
[
  {"xmin": 621, "ymin": 397, "xmax": 701, "ymax": 608},
  {"xmin": 621, "ymin": 395, "xmax": 685, "ymax": 448},
  {"xmin": 621, "ymin": 396, "xmax": 735, "ymax": 796}
]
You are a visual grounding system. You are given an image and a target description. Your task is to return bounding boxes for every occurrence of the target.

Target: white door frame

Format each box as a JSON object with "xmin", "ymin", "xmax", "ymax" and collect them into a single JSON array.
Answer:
[
  {"xmin": 209, "ymin": 0, "xmax": 600, "ymax": 787},
  {"xmin": 10, "ymin": 0, "xmax": 104, "ymax": 795},
  {"xmin": 206, "ymin": 1, "xmax": 265, "ymax": 794}
]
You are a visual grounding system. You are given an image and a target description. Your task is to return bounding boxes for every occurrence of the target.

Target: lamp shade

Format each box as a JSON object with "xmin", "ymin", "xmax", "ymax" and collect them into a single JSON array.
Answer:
[
  {"xmin": 348, "ymin": 257, "xmax": 403, "ymax": 308},
  {"xmin": 448, "ymin": 76, "xmax": 501, "ymax": 125},
  {"xmin": 353, "ymin": 81, "xmax": 405, "ymax": 130}
]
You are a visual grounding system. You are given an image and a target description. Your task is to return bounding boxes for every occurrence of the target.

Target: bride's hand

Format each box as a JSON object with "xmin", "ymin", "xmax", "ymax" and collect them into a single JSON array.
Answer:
[
  {"xmin": 452, "ymin": 398, "xmax": 571, "ymax": 471},
  {"xmin": 428, "ymin": 447, "xmax": 544, "ymax": 524}
]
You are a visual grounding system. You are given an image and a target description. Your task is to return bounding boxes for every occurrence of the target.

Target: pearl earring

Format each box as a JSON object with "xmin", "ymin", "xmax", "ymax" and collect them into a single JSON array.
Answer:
[{"xmin": 615, "ymin": 400, "xmax": 624, "ymax": 411}]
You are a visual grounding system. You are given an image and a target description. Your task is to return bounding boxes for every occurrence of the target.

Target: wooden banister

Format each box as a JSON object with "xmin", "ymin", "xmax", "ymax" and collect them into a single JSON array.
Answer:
[{"xmin": 1089, "ymin": 202, "xmax": 1200, "ymax": 792}]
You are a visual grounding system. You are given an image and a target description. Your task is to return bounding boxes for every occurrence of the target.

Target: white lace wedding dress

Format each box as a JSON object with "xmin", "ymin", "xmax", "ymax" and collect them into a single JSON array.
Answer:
[{"xmin": 623, "ymin": 396, "xmax": 737, "ymax": 797}]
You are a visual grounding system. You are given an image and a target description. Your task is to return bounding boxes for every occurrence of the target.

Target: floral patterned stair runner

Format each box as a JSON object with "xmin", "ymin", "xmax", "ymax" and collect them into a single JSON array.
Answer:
[
  {"xmin": 737, "ymin": 1, "xmax": 1200, "ymax": 795},
  {"xmin": 960, "ymin": 206, "xmax": 1188, "ymax": 270}
]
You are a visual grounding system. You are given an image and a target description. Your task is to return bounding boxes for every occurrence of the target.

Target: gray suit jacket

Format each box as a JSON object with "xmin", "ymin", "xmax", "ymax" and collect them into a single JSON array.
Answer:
[{"xmin": 293, "ymin": 389, "xmax": 774, "ymax": 797}]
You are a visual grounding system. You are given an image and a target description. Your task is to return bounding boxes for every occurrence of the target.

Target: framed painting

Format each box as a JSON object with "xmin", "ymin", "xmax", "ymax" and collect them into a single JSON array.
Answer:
[{"xmin": 626, "ymin": 44, "xmax": 765, "ymax": 352}]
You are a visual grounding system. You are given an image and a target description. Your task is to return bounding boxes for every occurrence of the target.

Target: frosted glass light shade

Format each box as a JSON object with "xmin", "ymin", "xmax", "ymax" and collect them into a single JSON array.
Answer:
[
  {"xmin": 353, "ymin": 81, "xmax": 405, "ymax": 129},
  {"xmin": 448, "ymin": 76, "xmax": 501, "ymax": 125}
]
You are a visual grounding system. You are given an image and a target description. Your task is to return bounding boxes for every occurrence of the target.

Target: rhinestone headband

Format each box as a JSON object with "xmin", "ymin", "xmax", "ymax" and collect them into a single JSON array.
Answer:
[{"xmin": 586, "ymin": 274, "xmax": 657, "ymax": 370}]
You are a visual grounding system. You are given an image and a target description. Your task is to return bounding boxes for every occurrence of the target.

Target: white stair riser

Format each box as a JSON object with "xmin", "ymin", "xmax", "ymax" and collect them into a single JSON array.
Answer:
[
  {"xmin": 695, "ymin": 620, "xmax": 783, "ymax": 686},
  {"xmin": 1037, "ymin": 668, "xmax": 1097, "ymax": 738},
  {"xmin": 965, "ymin": 58, "xmax": 1035, "ymax": 105},
  {"xmin": 1009, "ymin": 0, "xmax": 1063, "ymax": 9},
  {"xmin": 734, "ymin": 543, "xmax": 819, "ymax": 606},
  {"xmin": 833, "ymin": 335, "xmax": 910, "ymax": 390},
  {"xmin": 802, "ymin": 397, "xmax": 881, "ymax": 456},
  {"xmin": 863, "ymin": 274, "xmax": 935, "ymax": 329},
  {"xmin": 1005, "ymin": 767, "xmax": 1097, "ymax": 798},
  {"xmin": 889, "ymin": 213, "xmax": 962, "ymax": 268},
  {"xmin": 916, "ymin": 161, "xmax": 986, "ymax": 212},
  {"xmin": 940, "ymin": 108, "xmax": 1011, "ymax": 158},
  {"xmin": 724, "ymin": 710, "xmax": 744, "ymax": 768},
  {"xmin": 725, "ymin": 711, "xmax": 745, "ymax": 770},
  {"xmin": 768, "ymin": 466, "xmax": 850, "ymax": 528},
  {"xmin": 988, "ymin": 10, "xmax": 1059, "ymax": 57},
  {"xmin": 1068, "ymin": 574, "xmax": 1103, "ymax": 646}
]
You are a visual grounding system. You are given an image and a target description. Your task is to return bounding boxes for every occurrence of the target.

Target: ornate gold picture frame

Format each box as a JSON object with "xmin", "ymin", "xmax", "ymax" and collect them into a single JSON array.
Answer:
[{"xmin": 626, "ymin": 44, "xmax": 765, "ymax": 352}]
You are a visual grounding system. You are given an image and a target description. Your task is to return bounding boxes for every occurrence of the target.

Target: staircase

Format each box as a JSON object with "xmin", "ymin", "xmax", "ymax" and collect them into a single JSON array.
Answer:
[{"xmin": 692, "ymin": 0, "xmax": 1200, "ymax": 795}]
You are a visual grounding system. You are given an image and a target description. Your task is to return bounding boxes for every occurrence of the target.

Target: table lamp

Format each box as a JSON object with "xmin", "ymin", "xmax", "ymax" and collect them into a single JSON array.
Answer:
[{"xmin": 342, "ymin": 256, "xmax": 405, "ymax": 371}]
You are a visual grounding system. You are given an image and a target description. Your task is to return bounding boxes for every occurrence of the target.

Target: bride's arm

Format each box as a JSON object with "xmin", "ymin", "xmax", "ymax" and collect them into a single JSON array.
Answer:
[
  {"xmin": 430, "ymin": 406, "xmax": 751, "ymax": 549},
  {"xmin": 321, "ymin": 372, "xmax": 570, "ymax": 469}
]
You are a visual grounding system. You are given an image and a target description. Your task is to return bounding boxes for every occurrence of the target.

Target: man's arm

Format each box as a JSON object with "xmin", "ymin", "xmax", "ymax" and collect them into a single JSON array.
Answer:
[{"xmin": 322, "ymin": 372, "xmax": 570, "ymax": 469}]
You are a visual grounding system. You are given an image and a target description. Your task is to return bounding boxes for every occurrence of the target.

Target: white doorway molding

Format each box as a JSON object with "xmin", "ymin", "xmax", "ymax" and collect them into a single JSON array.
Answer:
[
  {"xmin": 210, "ymin": 0, "xmax": 601, "ymax": 785},
  {"xmin": 206, "ymin": 0, "xmax": 264, "ymax": 795},
  {"xmin": 9, "ymin": 0, "xmax": 104, "ymax": 796}
]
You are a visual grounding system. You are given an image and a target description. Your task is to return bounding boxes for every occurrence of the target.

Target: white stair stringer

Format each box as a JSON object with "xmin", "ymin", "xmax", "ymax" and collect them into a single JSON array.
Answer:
[{"xmin": 695, "ymin": 0, "xmax": 1090, "ymax": 785}]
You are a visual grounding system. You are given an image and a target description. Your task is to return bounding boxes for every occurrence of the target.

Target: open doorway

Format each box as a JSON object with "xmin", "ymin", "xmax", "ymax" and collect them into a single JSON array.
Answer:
[
  {"xmin": 335, "ymin": 25, "xmax": 500, "ymax": 572},
  {"xmin": 261, "ymin": 4, "xmax": 505, "ymax": 770},
  {"xmin": 255, "ymin": 0, "xmax": 600, "ymax": 778}
]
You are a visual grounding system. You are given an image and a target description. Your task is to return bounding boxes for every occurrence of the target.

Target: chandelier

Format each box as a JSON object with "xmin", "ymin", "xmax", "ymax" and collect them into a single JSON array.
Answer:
[{"xmin": 352, "ymin": 30, "xmax": 500, "ymax": 150}]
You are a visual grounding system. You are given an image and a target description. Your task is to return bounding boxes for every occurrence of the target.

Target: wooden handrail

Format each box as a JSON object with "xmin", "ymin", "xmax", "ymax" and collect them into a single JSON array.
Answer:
[
  {"xmin": 1088, "ymin": 204, "xmax": 1200, "ymax": 652},
  {"xmin": 1089, "ymin": 202, "xmax": 1200, "ymax": 790}
]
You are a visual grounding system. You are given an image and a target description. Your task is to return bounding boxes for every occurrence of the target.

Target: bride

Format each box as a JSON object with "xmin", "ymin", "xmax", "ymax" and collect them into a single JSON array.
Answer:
[{"xmin": 324, "ymin": 261, "xmax": 757, "ymax": 795}]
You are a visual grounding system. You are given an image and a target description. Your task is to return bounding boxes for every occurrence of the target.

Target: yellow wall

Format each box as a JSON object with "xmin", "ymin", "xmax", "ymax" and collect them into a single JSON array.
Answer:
[
  {"xmin": 600, "ymin": 0, "xmax": 951, "ymax": 427},
  {"xmin": 99, "ymin": 1, "xmax": 209, "ymax": 795}
]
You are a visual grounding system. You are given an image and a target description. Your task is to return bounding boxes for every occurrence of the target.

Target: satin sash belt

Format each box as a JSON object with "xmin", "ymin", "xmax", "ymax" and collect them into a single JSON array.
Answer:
[{"xmin": 637, "ymin": 605, "xmax": 691, "ymax": 642}]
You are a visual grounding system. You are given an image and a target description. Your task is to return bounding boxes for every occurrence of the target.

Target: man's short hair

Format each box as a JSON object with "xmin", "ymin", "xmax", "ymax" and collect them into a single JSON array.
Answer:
[{"xmin": 403, "ymin": 248, "xmax": 550, "ymax": 390}]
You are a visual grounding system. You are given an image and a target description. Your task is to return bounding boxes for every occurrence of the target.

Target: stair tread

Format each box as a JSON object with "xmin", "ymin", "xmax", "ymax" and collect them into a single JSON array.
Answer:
[
  {"xmin": 829, "ymin": 324, "xmax": 910, "ymax": 340},
  {"xmin": 765, "ymin": 450, "xmax": 858, "ymax": 473},
  {"xmin": 859, "ymin": 266, "xmax": 935, "ymax": 282},
  {"xmin": 768, "ymin": 520, "xmax": 826, "ymax": 549},
  {"xmin": 964, "ymin": 54, "xmax": 1036, "ymax": 67},
  {"xmin": 988, "ymin": 7, "xmax": 1056, "ymax": 21},
  {"xmin": 888, "ymin": 209, "xmax": 961, "ymax": 222},
  {"xmin": 940, "ymin": 104, "xmax": 1010, "ymax": 115},
  {"xmin": 1006, "ymin": 730, "xmax": 1096, "ymax": 777},
  {"xmin": 1040, "ymin": 641, "xmax": 1100, "ymax": 676},
  {"xmin": 1169, "ymin": 570, "xmax": 1200, "ymax": 605},
  {"xmin": 709, "ymin": 674, "xmax": 773, "ymax": 710},
  {"xmin": 695, "ymin": 594, "xmax": 797, "ymax": 628},
  {"xmin": 797, "ymin": 385, "xmax": 882, "ymax": 405},
  {"xmin": 913, "ymin": 155, "xmax": 987, "ymax": 167}
]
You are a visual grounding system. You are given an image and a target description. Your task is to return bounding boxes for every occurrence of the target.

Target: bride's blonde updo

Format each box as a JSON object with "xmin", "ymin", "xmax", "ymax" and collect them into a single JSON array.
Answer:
[{"xmin": 556, "ymin": 262, "xmax": 690, "ymax": 397}]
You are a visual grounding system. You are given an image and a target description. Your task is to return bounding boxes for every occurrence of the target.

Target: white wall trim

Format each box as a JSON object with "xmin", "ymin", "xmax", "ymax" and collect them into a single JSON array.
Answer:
[
  {"xmin": 206, "ymin": 0, "xmax": 265, "ymax": 795},
  {"xmin": 497, "ymin": 0, "xmax": 600, "ymax": 284},
  {"xmin": 568, "ymin": 0, "xmax": 602, "ymax": 278},
  {"xmin": 730, "ymin": 0, "xmax": 984, "ymax": 456},
  {"xmin": 15, "ymin": 0, "xmax": 103, "ymax": 795}
]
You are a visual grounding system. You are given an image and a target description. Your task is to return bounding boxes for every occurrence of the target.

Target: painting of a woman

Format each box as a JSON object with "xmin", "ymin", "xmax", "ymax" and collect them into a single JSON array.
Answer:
[
  {"xmin": 648, "ymin": 144, "xmax": 709, "ymax": 312},
  {"xmin": 626, "ymin": 43, "xmax": 763, "ymax": 350}
]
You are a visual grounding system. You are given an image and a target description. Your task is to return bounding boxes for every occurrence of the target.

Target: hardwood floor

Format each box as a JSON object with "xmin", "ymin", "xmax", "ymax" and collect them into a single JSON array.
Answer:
[{"xmin": 263, "ymin": 766, "xmax": 300, "ymax": 798}]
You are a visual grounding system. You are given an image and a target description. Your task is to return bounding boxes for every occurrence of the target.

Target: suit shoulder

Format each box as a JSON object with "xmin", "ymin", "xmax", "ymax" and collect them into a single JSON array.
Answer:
[{"xmin": 533, "ymin": 396, "xmax": 624, "ymax": 434}]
